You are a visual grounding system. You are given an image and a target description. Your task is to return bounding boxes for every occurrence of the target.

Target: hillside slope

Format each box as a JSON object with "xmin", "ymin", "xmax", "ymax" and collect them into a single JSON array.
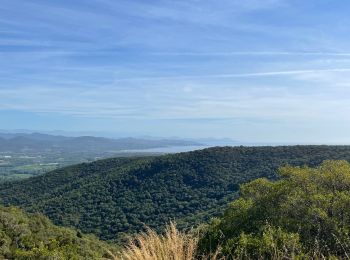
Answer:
[{"xmin": 2, "ymin": 146, "xmax": 350, "ymax": 241}]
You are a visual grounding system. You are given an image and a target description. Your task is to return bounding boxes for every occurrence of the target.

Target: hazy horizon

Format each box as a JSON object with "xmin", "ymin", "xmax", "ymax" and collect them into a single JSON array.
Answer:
[
  {"xmin": 1, "ymin": 1, "xmax": 350, "ymax": 143},
  {"xmin": 2, "ymin": 128, "xmax": 350, "ymax": 146}
]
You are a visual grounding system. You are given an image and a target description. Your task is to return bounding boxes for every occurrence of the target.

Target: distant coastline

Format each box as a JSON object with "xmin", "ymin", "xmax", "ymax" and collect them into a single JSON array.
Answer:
[{"xmin": 120, "ymin": 145, "xmax": 211, "ymax": 153}]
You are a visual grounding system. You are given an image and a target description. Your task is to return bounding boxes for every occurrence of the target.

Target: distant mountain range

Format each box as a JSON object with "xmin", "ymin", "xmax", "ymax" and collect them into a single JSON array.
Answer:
[{"xmin": 0, "ymin": 132, "xmax": 203, "ymax": 153}]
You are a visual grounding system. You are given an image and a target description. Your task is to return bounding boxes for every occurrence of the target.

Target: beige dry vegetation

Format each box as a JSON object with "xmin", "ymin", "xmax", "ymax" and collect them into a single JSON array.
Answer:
[{"xmin": 112, "ymin": 222, "xmax": 208, "ymax": 260}]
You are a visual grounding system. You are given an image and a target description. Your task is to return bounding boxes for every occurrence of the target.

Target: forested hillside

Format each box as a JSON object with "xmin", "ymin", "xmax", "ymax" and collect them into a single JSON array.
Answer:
[
  {"xmin": 0, "ymin": 206, "xmax": 116, "ymax": 259},
  {"xmin": 2, "ymin": 146, "xmax": 350, "ymax": 241}
]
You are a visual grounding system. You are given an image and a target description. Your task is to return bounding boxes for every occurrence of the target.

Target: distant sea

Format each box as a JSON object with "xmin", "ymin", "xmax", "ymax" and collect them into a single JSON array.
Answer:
[
  {"xmin": 120, "ymin": 142, "xmax": 308, "ymax": 154},
  {"xmin": 121, "ymin": 145, "xmax": 211, "ymax": 154}
]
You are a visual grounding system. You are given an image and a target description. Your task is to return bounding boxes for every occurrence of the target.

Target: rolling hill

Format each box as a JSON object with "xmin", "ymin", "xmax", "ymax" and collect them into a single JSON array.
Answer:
[{"xmin": 2, "ymin": 146, "xmax": 350, "ymax": 241}]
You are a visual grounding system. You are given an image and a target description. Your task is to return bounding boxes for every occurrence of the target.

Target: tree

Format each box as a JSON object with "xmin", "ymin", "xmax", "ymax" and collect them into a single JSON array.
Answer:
[{"xmin": 199, "ymin": 160, "xmax": 350, "ymax": 259}]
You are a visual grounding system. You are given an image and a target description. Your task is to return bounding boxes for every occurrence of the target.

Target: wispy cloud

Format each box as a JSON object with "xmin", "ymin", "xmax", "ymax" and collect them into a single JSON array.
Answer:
[
  {"xmin": 149, "ymin": 51, "xmax": 350, "ymax": 56},
  {"xmin": 1, "ymin": 67, "xmax": 350, "ymax": 122},
  {"xmin": 113, "ymin": 68, "xmax": 350, "ymax": 82}
]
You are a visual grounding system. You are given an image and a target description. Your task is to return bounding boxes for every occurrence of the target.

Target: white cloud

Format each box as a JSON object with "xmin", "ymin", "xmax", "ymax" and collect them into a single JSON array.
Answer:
[
  {"xmin": 112, "ymin": 68, "xmax": 350, "ymax": 82},
  {"xmin": 1, "ymin": 67, "xmax": 350, "ymax": 124}
]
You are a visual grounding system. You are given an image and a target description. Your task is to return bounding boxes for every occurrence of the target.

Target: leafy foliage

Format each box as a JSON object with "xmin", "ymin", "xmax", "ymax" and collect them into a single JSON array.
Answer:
[
  {"xmin": 2, "ymin": 146, "xmax": 350, "ymax": 241},
  {"xmin": 199, "ymin": 160, "xmax": 350, "ymax": 259},
  {"xmin": 0, "ymin": 206, "xmax": 116, "ymax": 259}
]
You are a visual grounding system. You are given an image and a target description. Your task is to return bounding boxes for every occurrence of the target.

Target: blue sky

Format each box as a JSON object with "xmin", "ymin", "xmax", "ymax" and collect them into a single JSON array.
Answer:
[{"xmin": 1, "ymin": 0, "xmax": 350, "ymax": 143}]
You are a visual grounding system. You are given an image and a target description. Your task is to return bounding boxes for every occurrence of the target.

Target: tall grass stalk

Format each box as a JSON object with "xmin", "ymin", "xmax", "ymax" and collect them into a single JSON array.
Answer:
[{"xmin": 115, "ymin": 222, "xmax": 199, "ymax": 260}]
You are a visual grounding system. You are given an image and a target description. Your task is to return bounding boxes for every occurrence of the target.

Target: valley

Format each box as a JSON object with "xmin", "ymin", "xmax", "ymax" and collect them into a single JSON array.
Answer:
[{"xmin": 0, "ymin": 133, "xmax": 205, "ymax": 182}]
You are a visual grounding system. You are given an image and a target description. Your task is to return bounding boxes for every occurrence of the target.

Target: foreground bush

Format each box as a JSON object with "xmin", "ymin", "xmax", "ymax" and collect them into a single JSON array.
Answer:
[
  {"xmin": 0, "ymin": 206, "xmax": 116, "ymax": 259},
  {"xmin": 199, "ymin": 160, "xmax": 350, "ymax": 259}
]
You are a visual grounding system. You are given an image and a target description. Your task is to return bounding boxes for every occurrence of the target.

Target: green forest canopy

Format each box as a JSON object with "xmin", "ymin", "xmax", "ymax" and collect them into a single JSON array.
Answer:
[{"xmin": 2, "ymin": 146, "xmax": 350, "ymax": 241}]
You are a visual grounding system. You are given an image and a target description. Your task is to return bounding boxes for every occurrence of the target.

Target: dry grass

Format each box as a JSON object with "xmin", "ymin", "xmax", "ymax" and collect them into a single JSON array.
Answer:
[{"xmin": 113, "ymin": 222, "xmax": 199, "ymax": 260}]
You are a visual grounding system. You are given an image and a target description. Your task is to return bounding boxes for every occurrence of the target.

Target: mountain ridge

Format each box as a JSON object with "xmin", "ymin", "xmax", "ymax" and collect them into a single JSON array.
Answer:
[{"xmin": 0, "ymin": 132, "xmax": 203, "ymax": 153}]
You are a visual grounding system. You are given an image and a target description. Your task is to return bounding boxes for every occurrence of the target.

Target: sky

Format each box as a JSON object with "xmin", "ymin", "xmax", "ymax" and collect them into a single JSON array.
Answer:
[{"xmin": 1, "ymin": 0, "xmax": 350, "ymax": 143}]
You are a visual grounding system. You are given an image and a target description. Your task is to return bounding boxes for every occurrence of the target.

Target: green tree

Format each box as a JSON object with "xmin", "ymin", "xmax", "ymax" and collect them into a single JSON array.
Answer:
[{"xmin": 199, "ymin": 160, "xmax": 350, "ymax": 259}]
